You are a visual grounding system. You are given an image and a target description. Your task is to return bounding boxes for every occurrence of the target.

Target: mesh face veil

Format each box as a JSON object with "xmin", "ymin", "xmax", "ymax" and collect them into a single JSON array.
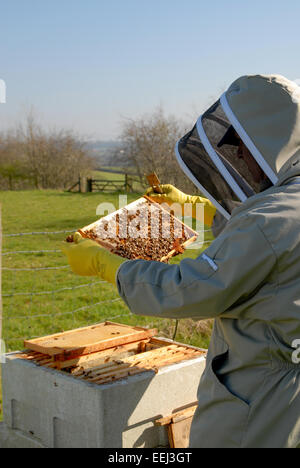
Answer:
[{"xmin": 175, "ymin": 98, "xmax": 274, "ymax": 219}]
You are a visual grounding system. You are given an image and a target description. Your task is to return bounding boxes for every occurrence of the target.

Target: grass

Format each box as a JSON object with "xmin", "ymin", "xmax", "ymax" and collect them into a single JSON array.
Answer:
[
  {"xmin": 0, "ymin": 189, "xmax": 214, "ymax": 420},
  {"xmin": 92, "ymin": 168, "xmax": 145, "ymax": 192},
  {"xmin": 92, "ymin": 170, "xmax": 125, "ymax": 181}
]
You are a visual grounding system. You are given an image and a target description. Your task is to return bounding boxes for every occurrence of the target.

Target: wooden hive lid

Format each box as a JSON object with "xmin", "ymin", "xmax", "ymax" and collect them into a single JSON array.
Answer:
[{"xmin": 24, "ymin": 321, "xmax": 157, "ymax": 361}]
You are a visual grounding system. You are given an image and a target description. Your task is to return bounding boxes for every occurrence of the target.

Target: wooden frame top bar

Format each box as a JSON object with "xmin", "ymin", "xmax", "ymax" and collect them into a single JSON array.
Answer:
[{"xmin": 24, "ymin": 322, "xmax": 157, "ymax": 360}]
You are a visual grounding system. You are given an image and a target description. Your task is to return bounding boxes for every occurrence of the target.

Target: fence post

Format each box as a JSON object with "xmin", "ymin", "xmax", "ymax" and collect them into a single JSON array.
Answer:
[
  {"xmin": 87, "ymin": 178, "xmax": 93, "ymax": 192},
  {"xmin": 80, "ymin": 176, "xmax": 88, "ymax": 193},
  {"xmin": 0, "ymin": 204, "xmax": 4, "ymax": 365},
  {"xmin": 0, "ymin": 205, "xmax": 2, "ymax": 345}
]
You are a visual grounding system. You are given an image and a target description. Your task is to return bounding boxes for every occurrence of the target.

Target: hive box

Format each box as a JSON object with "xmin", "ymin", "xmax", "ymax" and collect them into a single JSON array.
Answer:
[{"xmin": 0, "ymin": 337, "xmax": 206, "ymax": 448}]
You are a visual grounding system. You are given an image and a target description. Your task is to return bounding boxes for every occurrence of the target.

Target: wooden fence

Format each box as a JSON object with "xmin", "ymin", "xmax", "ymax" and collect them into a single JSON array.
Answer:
[{"xmin": 68, "ymin": 170, "xmax": 143, "ymax": 193}]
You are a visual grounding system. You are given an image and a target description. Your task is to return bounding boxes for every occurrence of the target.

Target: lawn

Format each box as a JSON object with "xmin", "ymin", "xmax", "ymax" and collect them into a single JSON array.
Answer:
[
  {"xmin": 0, "ymin": 189, "xmax": 214, "ymax": 420},
  {"xmin": 92, "ymin": 168, "xmax": 145, "ymax": 192}
]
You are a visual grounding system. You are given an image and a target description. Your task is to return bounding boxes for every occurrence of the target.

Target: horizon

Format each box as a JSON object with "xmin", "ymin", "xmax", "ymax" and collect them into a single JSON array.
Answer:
[{"xmin": 1, "ymin": 0, "xmax": 300, "ymax": 140}]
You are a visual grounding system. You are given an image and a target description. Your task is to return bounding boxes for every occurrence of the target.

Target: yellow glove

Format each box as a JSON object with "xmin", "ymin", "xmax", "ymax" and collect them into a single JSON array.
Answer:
[
  {"xmin": 61, "ymin": 232, "xmax": 127, "ymax": 284},
  {"xmin": 145, "ymin": 184, "xmax": 216, "ymax": 227}
]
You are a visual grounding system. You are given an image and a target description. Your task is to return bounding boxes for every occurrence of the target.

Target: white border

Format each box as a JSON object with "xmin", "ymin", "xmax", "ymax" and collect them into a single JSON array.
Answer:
[
  {"xmin": 196, "ymin": 117, "xmax": 248, "ymax": 203},
  {"xmin": 220, "ymin": 92, "xmax": 278, "ymax": 184},
  {"xmin": 174, "ymin": 141, "xmax": 231, "ymax": 220}
]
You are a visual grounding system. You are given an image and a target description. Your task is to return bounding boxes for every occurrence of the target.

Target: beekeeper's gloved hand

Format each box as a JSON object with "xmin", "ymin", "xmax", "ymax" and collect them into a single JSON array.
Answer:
[
  {"xmin": 61, "ymin": 232, "xmax": 127, "ymax": 285},
  {"xmin": 145, "ymin": 184, "xmax": 216, "ymax": 227}
]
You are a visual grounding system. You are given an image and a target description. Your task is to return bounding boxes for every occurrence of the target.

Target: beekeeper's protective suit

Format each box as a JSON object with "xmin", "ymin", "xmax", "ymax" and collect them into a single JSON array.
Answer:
[
  {"xmin": 62, "ymin": 74, "xmax": 300, "ymax": 448},
  {"xmin": 117, "ymin": 75, "xmax": 300, "ymax": 448}
]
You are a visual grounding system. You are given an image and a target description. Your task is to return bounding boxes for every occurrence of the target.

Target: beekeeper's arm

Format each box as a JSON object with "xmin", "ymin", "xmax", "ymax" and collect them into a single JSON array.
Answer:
[
  {"xmin": 61, "ymin": 232, "xmax": 127, "ymax": 284},
  {"xmin": 146, "ymin": 184, "xmax": 217, "ymax": 227},
  {"xmin": 116, "ymin": 214, "xmax": 276, "ymax": 320}
]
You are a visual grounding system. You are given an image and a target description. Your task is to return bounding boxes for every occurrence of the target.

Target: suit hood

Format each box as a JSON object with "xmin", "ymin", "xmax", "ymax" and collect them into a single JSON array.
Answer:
[{"xmin": 175, "ymin": 74, "xmax": 300, "ymax": 218}]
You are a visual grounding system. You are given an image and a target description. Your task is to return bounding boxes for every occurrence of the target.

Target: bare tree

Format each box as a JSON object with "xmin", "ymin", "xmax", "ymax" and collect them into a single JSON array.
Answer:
[
  {"xmin": 0, "ymin": 131, "xmax": 30, "ymax": 189},
  {"xmin": 118, "ymin": 107, "xmax": 199, "ymax": 194},
  {"xmin": 0, "ymin": 113, "xmax": 95, "ymax": 190}
]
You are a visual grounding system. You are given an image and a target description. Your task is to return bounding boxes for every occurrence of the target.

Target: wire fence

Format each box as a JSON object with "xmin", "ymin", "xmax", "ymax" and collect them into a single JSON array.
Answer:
[
  {"xmin": 1, "ymin": 227, "xmax": 213, "ymax": 352},
  {"xmin": 1, "ymin": 228, "xmax": 131, "ymax": 351}
]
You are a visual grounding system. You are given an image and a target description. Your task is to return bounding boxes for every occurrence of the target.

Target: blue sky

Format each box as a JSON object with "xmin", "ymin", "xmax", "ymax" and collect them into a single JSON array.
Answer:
[{"xmin": 0, "ymin": 0, "xmax": 300, "ymax": 139}]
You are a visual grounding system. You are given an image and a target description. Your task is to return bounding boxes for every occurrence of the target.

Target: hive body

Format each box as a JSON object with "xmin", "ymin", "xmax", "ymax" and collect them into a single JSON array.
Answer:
[{"xmin": 0, "ymin": 335, "xmax": 206, "ymax": 448}]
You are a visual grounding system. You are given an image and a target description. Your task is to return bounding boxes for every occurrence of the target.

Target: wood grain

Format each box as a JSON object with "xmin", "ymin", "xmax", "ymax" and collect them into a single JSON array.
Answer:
[{"xmin": 24, "ymin": 322, "xmax": 157, "ymax": 359}]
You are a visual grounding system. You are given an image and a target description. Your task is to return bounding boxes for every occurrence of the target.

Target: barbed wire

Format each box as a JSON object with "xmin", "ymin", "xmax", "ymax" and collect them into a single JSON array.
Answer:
[
  {"xmin": 3, "ymin": 228, "xmax": 212, "ymax": 238},
  {"xmin": 3, "ymin": 229, "xmax": 76, "ymax": 237},
  {"xmin": 4, "ymin": 311, "xmax": 132, "ymax": 343},
  {"xmin": 1, "ymin": 227, "xmax": 214, "ymax": 349},
  {"xmin": 2, "ymin": 250, "xmax": 61, "ymax": 255},
  {"xmin": 2, "ymin": 280, "xmax": 106, "ymax": 297},
  {"xmin": 1, "ymin": 239, "xmax": 214, "ymax": 270},
  {"xmin": 2, "ymin": 265, "xmax": 70, "ymax": 271},
  {"xmin": 9, "ymin": 297, "xmax": 123, "ymax": 321}
]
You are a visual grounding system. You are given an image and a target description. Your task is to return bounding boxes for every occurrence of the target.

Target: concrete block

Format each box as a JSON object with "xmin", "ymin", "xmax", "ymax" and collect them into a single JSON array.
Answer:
[
  {"xmin": 1, "ymin": 341, "xmax": 206, "ymax": 448},
  {"xmin": 0, "ymin": 422, "xmax": 46, "ymax": 448}
]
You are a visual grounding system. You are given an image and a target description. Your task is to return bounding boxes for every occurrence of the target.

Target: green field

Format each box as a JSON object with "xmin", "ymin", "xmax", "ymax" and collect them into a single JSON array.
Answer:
[
  {"xmin": 92, "ymin": 168, "xmax": 145, "ymax": 192},
  {"xmin": 0, "ymin": 189, "xmax": 214, "ymax": 420}
]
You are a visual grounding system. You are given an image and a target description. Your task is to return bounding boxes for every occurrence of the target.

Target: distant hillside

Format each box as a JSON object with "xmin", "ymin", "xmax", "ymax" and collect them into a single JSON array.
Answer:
[
  {"xmin": 86, "ymin": 140, "xmax": 123, "ymax": 166},
  {"xmin": 86, "ymin": 140, "xmax": 121, "ymax": 152}
]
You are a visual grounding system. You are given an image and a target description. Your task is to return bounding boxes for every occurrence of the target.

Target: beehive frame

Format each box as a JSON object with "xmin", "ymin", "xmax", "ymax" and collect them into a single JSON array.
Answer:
[{"xmin": 79, "ymin": 195, "xmax": 199, "ymax": 262}]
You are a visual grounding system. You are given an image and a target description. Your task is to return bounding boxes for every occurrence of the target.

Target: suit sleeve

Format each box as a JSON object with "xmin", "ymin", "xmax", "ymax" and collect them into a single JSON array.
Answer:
[{"xmin": 116, "ymin": 214, "xmax": 277, "ymax": 320}]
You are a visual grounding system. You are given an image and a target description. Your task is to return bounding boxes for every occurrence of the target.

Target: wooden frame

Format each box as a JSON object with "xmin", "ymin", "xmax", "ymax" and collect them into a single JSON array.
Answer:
[
  {"xmin": 155, "ymin": 403, "xmax": 198, "ymax": 448},
  {"xmin": 24, "ymin": 322, "xmax": 157, "ymax": 361},
  {"xmin": 20, "ymin": 337, "xmax": 205, "ymax": 385},
  {"xmin": 146, "ymin": 172, "xmax": 163, "ymax": 194},
  {"xmin": 79, "ymin": 195, "xmax": 199, "ymax": 262}
]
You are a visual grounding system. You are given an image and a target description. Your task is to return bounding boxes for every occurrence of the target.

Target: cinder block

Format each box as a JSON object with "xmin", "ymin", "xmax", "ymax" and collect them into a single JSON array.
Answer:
[
  {"xmin": 1, "ymin": 342, "xmax": 206, "ymax": 448},
  {"xmin": 0, "ymin": 422, "xmax": 46, "ymax": 448}
]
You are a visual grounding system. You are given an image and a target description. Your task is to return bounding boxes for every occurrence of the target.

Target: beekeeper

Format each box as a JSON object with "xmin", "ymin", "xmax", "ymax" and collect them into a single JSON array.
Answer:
[{"xmin": 62, "ymin": 74, "xmax": 300, "ymax": 448}]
